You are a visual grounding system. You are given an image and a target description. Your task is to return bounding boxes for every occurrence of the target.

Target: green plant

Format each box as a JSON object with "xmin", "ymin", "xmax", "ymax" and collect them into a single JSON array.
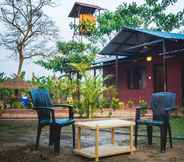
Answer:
[
  {"xmin": 103, "ymin": 85, "xmax": 118, "ymax": 99},
  {"xmin": 12, "ymin": 101, "xmax": 24, "ymax": 109},
  {"xmin": 119, "ymin": 101, "xmax": 125, "ymax": 109},
  {"xmin": 0, "ymin": 100, "xmax": 4, "ymax": 111},
  {"xmin": 127, "ymin": 99, "xmax": 134, "ymax": 108},
  {"xmin": 35, "ymin": 41, "xmax": 98, "ymax": 74},
  {"xmin": 179, "ymin": 106, "xmax": 184, "ymax": 116},
  {"xmin": 111, "ymin": 97, "xmax": 121, "ymax": 110},
  {"xmin": 80, "ymin": 74, "xmax": 106, "ymax": 118},
  {"xmin": 108, "ymin": 111, "xmax": 112, "ymax": 118},
  {"xmin": 32, "ymin": 75, "xmax": 75, "ymax": 103},
  {"xmin": 138, "ymin": 99, "xmax": 148, "ymax": 115},
  {"xmin": 100, "ymin": 98, "xmax": 111, "ymax": 109}
]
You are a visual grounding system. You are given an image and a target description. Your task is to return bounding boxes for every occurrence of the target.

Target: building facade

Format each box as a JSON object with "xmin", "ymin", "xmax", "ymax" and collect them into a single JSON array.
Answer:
[{"xmin": 103, "ymin": 55, "xmax": 184, "ymax": 106}]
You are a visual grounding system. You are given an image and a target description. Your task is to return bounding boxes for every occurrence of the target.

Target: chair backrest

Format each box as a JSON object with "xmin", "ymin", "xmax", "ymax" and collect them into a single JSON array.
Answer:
[
  {"xmin": 31, "ymin": 88, "xmax": 52, "ymax": 107},
  {"xmin": 30, "ymin": 88, "xmax": 53, "ymax": 123},
  {"xmin": 151, "ymin": 92, "xmax": 176, "ymax": 121}
]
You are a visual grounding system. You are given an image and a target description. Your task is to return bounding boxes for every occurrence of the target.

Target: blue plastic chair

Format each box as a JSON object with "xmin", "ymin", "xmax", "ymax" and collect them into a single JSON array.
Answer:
[
  {"xmin": 30, "ymin": 88, "xmax": 75, "ymax": 153},
  {"xmin": 135, "ymin": 92, "xmax": 176, "ymax": 152}
]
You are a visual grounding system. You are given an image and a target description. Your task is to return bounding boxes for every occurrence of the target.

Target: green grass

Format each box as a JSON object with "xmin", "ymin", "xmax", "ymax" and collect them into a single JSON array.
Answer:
[
  {"xmin": 171, "ymin": 117, "xmax": 184, "ymax": 138},
  {"xmin": 138, "ymin": 116, "xmax": 184, "ymax": 139}
]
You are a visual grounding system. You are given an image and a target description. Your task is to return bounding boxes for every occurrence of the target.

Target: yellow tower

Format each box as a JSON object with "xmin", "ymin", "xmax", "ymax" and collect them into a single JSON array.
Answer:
[{"xmin": 68, "ymin": 2, "xmax": 103, "ymax": 41}]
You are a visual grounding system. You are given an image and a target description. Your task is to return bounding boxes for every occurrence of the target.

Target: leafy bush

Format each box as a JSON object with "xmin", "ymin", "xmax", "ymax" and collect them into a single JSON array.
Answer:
[
  {"xmin": 138, "ymin": 99, "xmax": 148, "ymax": 115},
  {"xmin": 32, "ymin": 75, "xmax": 78, "ymax": 103},
  {"xmin": 12, "ymin": 101, "xmax": 24, "ymax": 109},
  {"xmin": 111, "ymin": 97, "xmax": 121, "ymax": 110},
  {"xmin": 0, "ymin": 100, "xmax": 4, "ymax": 110},
  {"xmin": 127, "ymin": 99, "xmax": 134, "ymax": 108},
  {"xmin": 80, "ymin": 74, "xmax": 106, "ymax": 118},
  {"xmin": 100, "ymin": 98, "xmax": 111, "ymax": 109}
]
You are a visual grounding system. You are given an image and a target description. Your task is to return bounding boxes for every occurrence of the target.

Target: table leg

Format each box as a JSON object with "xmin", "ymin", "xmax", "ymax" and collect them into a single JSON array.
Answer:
[
  {"xmin": 129, "ymin": 125, "xmax": 134, "ymax": 154},
  {"xmin": 111, "ymin": 128, "xmax": 115, "ymax": 144},
  {"xmin": 77, "ymin": 127, "xmax": 81, "ymax": 150},
  {"xmin": 95, "ymin": 126, "xmax": 99, "ymax": 162}
]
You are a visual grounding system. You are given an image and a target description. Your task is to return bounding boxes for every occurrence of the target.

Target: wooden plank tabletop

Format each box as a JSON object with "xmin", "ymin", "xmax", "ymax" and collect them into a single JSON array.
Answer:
[{"xmin": 75, "ymin": 119, "xmax": 135, "ymax": 129}]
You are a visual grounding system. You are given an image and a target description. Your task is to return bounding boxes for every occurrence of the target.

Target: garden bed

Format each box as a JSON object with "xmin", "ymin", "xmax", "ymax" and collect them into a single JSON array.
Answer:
[
  {"xmin": 0, "ymin": 108, "xmax": 69, "ymax": 119},
  {"xmin": 0, "ymin": 108, "xmax": 150, "ymax": 119}
]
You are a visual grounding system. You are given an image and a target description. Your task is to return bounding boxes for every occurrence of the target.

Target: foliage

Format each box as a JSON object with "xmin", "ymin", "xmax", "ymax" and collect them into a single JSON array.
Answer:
[
  {"xmin": 100, "ymin": 98, "xmax": 111, "ymax": 109},
  {"xmin": 0, "ymin": 0, "xmax": 58, "ymax": 78},
  {"xmin": 70, "ymin": 19, "xmax": 96, "ymax": 36},
  {"xmin": 12, "ymin": 101, "xmax": 24, "ymax": 109},
  {"xmin": 103, "ymin": 85, "xmax": 118, "ymax": 99},
  {"xmin": 0, "ymin": 100, "xmax": 4, "ymax": 111},
  {"xmin": 88, "ymin": 0, "xmax": 184, "ymax": 46},
  {"xmin": 0, "ymin": 73, "xmax": 13, "ymax": 105},
  {"xmin": 138, "ymin": 99, "xmax": 148, "ymax": 115},
  {"xmin": 127, "ymin": 99, "xmax": 134, "ymax": 108},
  {"xmin": 111, "ymin": 97, "xmax": 122, "ymax": 110},
  {"xmin": 79, "ymin": 74, "xmax": 106, "ymax": 118},
  {"xmin": 32, "ymin": 74, "xmax": 78, "ymax": 103},
  {"xmin": 170, "ymin": 117, "xmax": 184, "ymax": 137},
  {"xmin": 0, "ymin": 72, "xmax": 8, "ymax": 83},
  {"xmin": 36, "ymin": 41, "xmax": 98, "ymax": 74},
  {"xmin": 71, "ymin": 63, "xmax": 122, "ymax": 117}
]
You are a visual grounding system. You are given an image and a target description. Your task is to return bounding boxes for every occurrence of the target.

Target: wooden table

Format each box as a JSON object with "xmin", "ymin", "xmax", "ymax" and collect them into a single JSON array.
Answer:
[{"xmin": 74, "ymin": 119, "xmax": 136, "ymax": 161}]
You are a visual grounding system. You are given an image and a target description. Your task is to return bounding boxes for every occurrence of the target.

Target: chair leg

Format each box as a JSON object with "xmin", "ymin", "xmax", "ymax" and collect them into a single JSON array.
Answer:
[
  {"xmin": 53, "ymin": 126, "xmax": 61, "ymax": 153},
  {"xmin": 72, "ymin": 124, "xmax": 75, "ymax": 149},
  {"xmin": 35, "ymin": 125, "xmax": 42, "ymax": 150},
  {"xmin": 168, "ymin": 123, "xmax": 173, "ymax": 148},
  {"xmin": 49, "ymin": 126, "xmax": 55, "ymax": 146},
  {"xmin": 147, "ymin": 125, "xmax": 153, "ymax": 145},
  {"xmin": 160, "ymin": 124, "xmax": 167, "ymax": 152},
  {"xmin": 134, "ymin": 124, "xmax": 138, "ymax": 147}
]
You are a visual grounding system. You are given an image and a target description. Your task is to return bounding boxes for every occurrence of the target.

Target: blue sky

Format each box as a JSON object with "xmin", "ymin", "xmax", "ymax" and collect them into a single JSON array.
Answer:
[{"xmin": 0, "ymin": 0, "xmax": 184, "ymax": 80}]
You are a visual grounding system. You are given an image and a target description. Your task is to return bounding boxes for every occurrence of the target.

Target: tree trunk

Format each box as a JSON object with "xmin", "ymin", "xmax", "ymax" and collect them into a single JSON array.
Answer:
[{"xmin": 16, "ymin": 49, "xmax": 24, "ymax": 80}]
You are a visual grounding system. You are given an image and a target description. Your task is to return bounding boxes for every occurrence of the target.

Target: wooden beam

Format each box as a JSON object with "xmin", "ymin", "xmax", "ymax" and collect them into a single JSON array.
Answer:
[
  {"xmin": 129, "ymin": 125, "xmax": 134, "ymax": 155},
  {"xmin": 77, "ymin": 127, "xmax": 81, "ymax": 150},
  {"xmin": 115, "ymin": 55, "xmax": 118, "ymax": 87},
  {"xmin": 157, "ymin": 48, "xmax": 184, "ymax": 56},
  {"xmin": 123, "ymin": 39, "xmax": 163, "ymax": 51},
  {"xmin": 162, "ymin": 39, "xmax": 167, "ymax": 92},
  {"xmin": 95, "ymin": 126, "xmax": 99, "ymax": 161},
  {"xmin": 101, "ymin": 51, "xmax": 141, "ymax": 56},
  {"xmin": 111, "ymin": 128, "xmax": 115, "ymax": 144},
  {"xmin": 111, "ymin": 42, "xmax": 135, "ymax": 46}
]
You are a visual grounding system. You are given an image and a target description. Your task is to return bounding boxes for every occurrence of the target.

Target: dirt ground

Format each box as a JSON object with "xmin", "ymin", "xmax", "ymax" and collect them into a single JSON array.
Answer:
[{"xmin": 0, "ymin": 120, "xmax": 184, "ymax": 162}]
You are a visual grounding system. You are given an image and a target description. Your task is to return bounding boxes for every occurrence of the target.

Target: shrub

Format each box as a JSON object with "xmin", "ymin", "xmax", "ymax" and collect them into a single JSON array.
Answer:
[
  {"xmin": 138, "ymin": 99, "xmax": 148, "ymax": 115},
  {"xmin": 12, "ymin": 101, "xmax": 24, "ymax": 109},
  {"xmin": 0, "ymin": 100, "xmax": 4, "ymax": 111},
  {"xmin": 111, "ymin": 97, "xmax": 121, "ymax": 110},
  {"xmin": 100, "ymin": 98, "xmax": 111, "ymax": 109},
  {"xmin": 127, "ymin": 99, "xmax": 134, "ymax": 108}
]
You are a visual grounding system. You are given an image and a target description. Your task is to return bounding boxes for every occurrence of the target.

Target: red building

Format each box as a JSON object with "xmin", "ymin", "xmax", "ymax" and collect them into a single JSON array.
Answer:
[{"xmin": 99, "ymin": 27, "xmax": 184, "ymax": 106}]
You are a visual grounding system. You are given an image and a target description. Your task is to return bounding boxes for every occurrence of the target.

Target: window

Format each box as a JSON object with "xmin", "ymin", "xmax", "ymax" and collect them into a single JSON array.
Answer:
[{"xmin": 127, "ymin": 66, "xmax": 146, "ymax": 89}]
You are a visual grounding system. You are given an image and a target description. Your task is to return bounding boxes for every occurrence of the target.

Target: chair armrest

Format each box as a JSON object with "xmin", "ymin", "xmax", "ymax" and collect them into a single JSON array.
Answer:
[
  {"xmin": 52, "ymin": 104, "xmax": 74, "ymax": 109},
  {"xmin": 34, "ymin": 107, "xmax": 55, "ymax": 123},
  {"xmin": 52, "ymin": 104, "xmax": 75, "ymax": 119},
  {"xmin": 165, "ymin": 107, "xmax": 176, "ymax": 112}
]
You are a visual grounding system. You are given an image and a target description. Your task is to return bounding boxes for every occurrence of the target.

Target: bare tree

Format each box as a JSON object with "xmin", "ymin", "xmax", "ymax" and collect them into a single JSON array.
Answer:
[{"xmin": 0, "ymin": 0, "xmax": 58, "ymax": 78}]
